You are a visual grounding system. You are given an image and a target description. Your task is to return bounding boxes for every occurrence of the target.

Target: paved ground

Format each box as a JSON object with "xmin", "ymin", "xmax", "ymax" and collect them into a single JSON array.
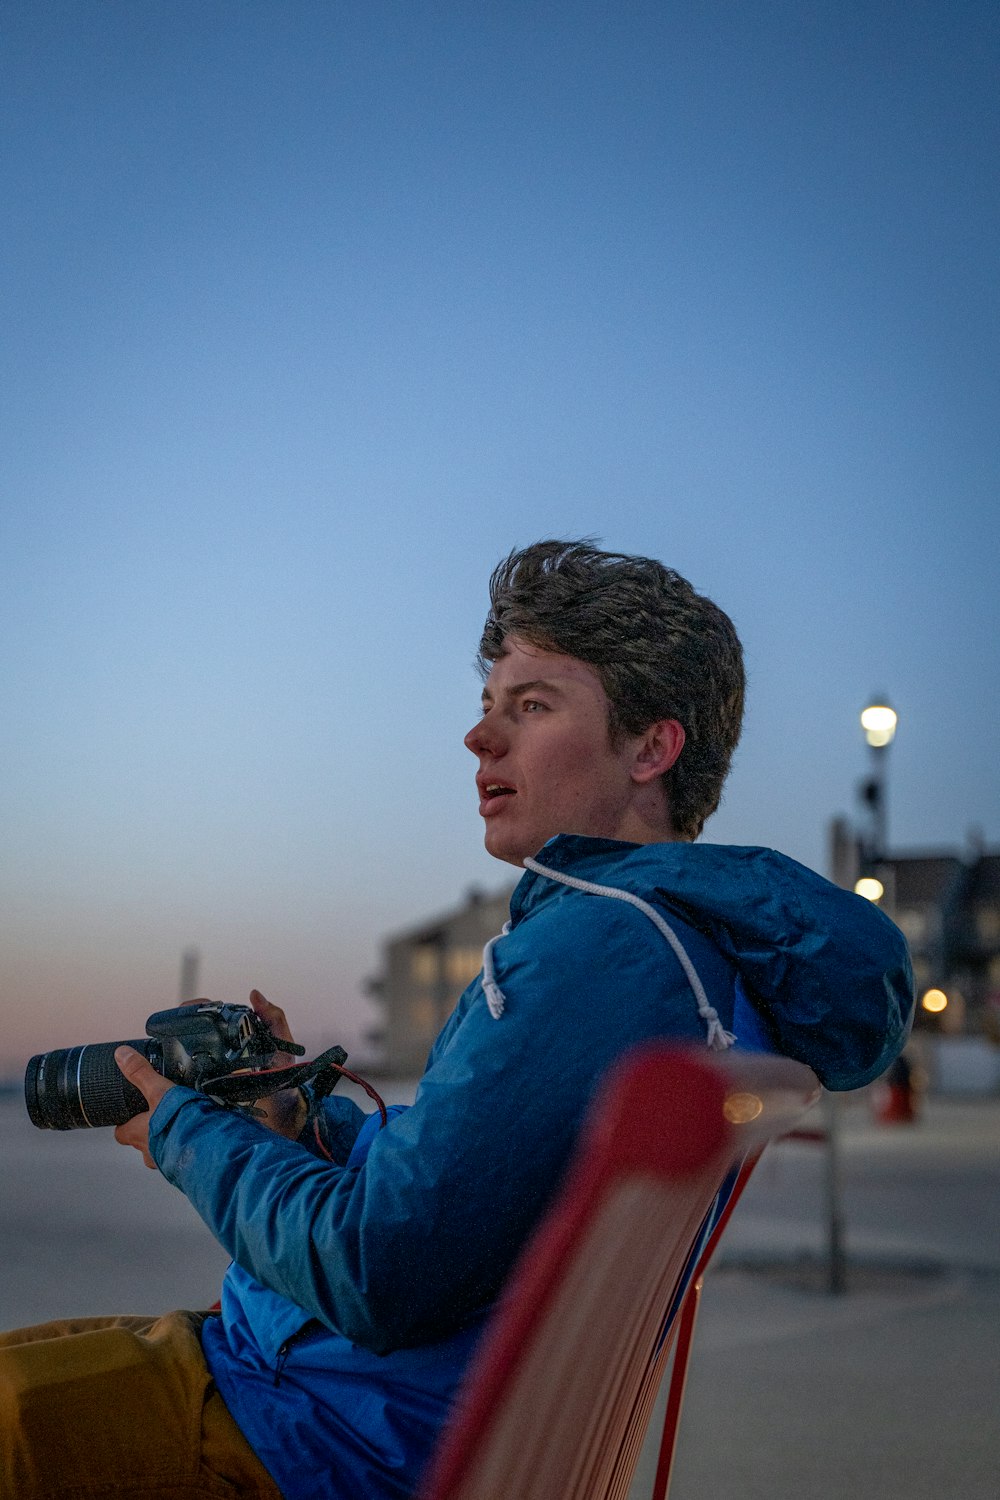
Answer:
[
  {"xmin": 628, "ymin": 1092, "xmax": 1000, "ymax": 1499},
  {"xmin": 3, "ymin": 1091, "xmax": 998, "ymax": 1496}
]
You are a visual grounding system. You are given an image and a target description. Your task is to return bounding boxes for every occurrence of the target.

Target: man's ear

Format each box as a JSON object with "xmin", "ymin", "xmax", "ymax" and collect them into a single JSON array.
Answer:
[{"xmin": 630, "ymin": 719, "xmax": 685, "ymax": 785}]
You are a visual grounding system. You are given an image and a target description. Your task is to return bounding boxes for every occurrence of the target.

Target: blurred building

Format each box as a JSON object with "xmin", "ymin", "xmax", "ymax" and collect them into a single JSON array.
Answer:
[
  {"xmin": 893, "ymin": 848, "xmax": 1000, "ymax": 1034},
  {"xmin": 368, "ymin": 884, "xmax": 515, "ymax": 1076},
  {"xmin": 829, "ymin": 823, "xmax": 1000, "ymax": 1035}
]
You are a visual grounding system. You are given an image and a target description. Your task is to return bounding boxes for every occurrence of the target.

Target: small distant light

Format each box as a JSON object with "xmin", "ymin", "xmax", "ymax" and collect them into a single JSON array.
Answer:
[
  {"xmin": 861, "ymin": 703, "xmax": 898, "ymax": 747},
  {"xmin": 723, "ymin": 1092, "xmax": 764, "ymax": 1125},
  {"xmin": 855, "ymin": 877, "xmax": 885, "ymax": 902},
  {"xmin": 921, "ymin": 988, "xmax": 948, "ymax": 1014}
]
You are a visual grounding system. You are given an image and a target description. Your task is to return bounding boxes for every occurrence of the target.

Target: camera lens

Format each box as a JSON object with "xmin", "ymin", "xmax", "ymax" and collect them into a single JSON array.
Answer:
[{"xmin": 24, "ymin": 1039, "xmax": 159, "ymax": 1130}]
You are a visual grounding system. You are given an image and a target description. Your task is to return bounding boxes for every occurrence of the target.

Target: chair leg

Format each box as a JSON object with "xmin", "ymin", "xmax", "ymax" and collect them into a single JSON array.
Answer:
[{"xmin": 650, "ymin": 1277, "xmax": 704, "ymax": 1500}]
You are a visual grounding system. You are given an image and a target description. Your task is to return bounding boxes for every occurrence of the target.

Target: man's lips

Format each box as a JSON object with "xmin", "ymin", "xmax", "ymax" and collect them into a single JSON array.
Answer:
[{"xmin": 477, "ymin": 780, "xmax": 517, "ymax": 816}]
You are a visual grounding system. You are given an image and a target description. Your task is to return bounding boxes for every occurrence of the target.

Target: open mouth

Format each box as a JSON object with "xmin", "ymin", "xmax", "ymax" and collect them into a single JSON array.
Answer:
[{"xmin": 483, "ymin": 783, "xmax": 516, "ymax": 801}]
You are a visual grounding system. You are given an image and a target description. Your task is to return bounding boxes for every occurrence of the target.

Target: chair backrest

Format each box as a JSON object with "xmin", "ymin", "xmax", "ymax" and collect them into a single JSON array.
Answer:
[{"xmin": 420, "ymin": 1043, "xmax": 820, "ymax": 1500}]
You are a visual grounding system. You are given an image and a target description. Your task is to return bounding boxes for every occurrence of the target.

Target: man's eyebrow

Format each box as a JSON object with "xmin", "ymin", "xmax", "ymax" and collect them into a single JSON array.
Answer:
[{"xmin": 481, "ymin": 678, "xmax": 567, "ymax": 703}]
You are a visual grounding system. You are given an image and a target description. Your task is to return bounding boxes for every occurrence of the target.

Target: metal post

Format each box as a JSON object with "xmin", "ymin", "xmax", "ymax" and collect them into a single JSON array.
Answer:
[
  {"xmin": 869, "ymin": 740, "xmax": 888, "ymax": 862},
  {"xmin": 822, "ymin": 1090, "xmax": 847, "ymax": 1293}
]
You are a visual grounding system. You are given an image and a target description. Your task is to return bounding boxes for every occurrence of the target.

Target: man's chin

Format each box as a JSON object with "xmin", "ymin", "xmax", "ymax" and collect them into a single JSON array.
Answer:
[{"xmin": 483, "ymin": 827, "xmax": 531, "ymax": 868}]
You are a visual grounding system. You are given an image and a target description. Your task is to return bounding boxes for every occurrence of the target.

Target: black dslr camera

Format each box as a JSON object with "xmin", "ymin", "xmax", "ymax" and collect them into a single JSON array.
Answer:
[{"xmin": 24, "ymin": 1001, "xmax": 318, "ymax": 1131}]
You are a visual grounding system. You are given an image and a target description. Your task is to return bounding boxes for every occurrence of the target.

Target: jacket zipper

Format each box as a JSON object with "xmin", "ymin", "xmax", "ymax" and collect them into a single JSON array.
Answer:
[
  {"xmin": 273, "ymin": 1339, "xmax": 293, "ymax": 1387},
  {"xmin": 273, "ymin": 1323, "xmax": 315, "ymax": 1387}
]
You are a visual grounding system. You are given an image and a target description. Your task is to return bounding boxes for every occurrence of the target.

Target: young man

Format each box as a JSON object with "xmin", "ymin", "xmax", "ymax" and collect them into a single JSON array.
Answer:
[{"xmin": 1, "ymin": 541, "xmax": 913, "ymax": 1499}]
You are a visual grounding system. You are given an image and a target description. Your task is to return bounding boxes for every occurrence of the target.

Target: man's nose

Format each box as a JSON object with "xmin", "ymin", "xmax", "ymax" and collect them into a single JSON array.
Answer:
[{"xmin": 464, "ymin": 716, "xmax": 504, "ymax": 756}]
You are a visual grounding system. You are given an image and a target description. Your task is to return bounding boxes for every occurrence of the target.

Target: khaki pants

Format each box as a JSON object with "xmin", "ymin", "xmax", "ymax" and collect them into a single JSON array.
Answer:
[{"xmin": 0, "ymin": 1310, "xmax": 283, "ymax": 1498}]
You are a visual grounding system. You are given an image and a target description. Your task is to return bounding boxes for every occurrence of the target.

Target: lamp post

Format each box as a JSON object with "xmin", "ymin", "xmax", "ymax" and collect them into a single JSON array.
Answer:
[
  {"xmin": 822, "ymin": 697, "xmax": 899, "ymax": 1293},
  {"xmin": 858, "ymin": 697, "xmax": 898, "ymax": 866}
]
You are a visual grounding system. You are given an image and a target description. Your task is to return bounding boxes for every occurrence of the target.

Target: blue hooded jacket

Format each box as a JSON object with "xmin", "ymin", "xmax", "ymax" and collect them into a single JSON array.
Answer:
[{"xmin": 149, "ymin": 836, "xmax": 913, "ymax": 1498}]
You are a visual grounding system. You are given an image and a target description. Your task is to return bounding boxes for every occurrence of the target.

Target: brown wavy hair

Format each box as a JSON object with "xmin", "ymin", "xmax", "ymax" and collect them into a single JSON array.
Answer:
[{"xmin": 477, "ymin": 540, "xmax": 745, "ymax": 839}]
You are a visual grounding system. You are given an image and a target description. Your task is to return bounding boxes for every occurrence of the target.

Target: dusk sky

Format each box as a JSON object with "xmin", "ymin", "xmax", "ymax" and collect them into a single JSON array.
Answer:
[{"xmin": 2, "ymin": 2, "xmax": 997, "ymax": 1070}]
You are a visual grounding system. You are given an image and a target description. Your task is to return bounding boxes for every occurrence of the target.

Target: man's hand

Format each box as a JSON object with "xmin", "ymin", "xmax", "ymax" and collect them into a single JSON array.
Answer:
[
  {"xmin": 112, "ymin": 990, "xmax": 308, "ymax": 1168},
  {"xmin": 113, "ymin": 1045, "xmax": 176, "ymax": 1168},
  {"xmin": 245, "ymin": 989, "xmax": 309, "ymax": 1139}
]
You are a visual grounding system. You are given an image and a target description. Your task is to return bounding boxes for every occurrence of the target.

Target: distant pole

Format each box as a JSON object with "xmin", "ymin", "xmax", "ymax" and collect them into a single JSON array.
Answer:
[{"xmin": 179, "ymin": 946, "xmax": 201, "ymax": 1003}]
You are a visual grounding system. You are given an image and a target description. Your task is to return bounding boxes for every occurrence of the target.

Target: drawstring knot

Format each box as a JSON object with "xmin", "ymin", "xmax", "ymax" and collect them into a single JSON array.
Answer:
[{"xmin": 481, "ymin": 921, "xmax": 511, "ymax": 1019}]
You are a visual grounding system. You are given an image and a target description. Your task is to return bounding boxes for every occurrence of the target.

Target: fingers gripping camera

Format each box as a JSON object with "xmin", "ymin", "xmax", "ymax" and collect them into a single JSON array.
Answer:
[{"xmin": 23, "ymin": 1002, "xmax": 313, "ymax": 1131}]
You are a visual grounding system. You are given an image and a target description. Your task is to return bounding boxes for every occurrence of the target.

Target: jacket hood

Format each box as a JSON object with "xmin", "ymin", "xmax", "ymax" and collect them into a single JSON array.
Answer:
[{"xmin": 513, "ymin": 836, "xmax": 914, "ymax": 1091}]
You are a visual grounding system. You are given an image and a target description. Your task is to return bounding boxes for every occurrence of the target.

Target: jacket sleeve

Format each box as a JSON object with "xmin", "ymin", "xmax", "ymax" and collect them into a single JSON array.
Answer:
[{"xmin": 148, "ymin": 895, "xmax": 717, "ymax": 1354}]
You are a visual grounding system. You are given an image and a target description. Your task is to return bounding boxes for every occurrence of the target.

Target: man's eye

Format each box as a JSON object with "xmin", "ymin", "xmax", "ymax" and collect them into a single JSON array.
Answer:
[{"xmin": 523, "ymin": 699, "xmax": 546, "ymax": 712}]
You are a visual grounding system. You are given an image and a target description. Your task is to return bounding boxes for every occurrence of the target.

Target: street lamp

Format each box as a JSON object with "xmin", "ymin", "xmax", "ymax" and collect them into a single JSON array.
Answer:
[
  {"xmin": 858, "ymin": 695, "xmax": 897, "ymax": 867},
  {"xmin": 860, "ymin": 700, "xmax": 898, "ymax": 749}
]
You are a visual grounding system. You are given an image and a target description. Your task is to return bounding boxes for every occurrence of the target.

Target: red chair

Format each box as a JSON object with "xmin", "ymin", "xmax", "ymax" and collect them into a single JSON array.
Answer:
[{"xmin": 421, "ymin": 1044, "xmax": 820, "ymax": 1500}]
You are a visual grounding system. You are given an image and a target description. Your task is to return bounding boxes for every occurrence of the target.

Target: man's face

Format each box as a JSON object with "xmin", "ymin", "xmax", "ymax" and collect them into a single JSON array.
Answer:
[{"xmin": 464, "ymin": 635, "xmax": 643, "ymax": 866}]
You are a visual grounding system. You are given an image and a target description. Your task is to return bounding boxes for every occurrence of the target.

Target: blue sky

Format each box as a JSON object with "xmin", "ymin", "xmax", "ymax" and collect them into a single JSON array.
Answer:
[{"xmin": 2, "ymin": 1, "xmax": 997, "ymax": 1067}]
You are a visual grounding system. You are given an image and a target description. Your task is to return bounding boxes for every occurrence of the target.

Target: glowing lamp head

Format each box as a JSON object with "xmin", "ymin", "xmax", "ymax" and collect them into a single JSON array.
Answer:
[
  {"xmin": 854, "ymin": 876, "xmax": 885, "ymax": 902},
  {"xmin": 921, "ymin": 988, "xmax": 948, "ymax": 1014},
  {"xmin": 861, "ymin": 701, "xmax": 898, "ymax": 748}
]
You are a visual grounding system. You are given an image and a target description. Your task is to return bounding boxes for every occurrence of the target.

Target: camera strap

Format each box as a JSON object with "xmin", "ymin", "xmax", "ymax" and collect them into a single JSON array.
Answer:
[
  {"xmin": 200, "ymin": 1045, "xmax": 349, "ymax": 1106},
  {"xmin": 200, "ymin": 1047, "xmax": 389, "ymax": 1128}
]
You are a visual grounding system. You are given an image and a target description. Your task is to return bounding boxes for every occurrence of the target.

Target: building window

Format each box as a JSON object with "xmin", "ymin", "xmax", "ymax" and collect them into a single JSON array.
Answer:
[
  {"xmin": 446, "ymin": 946, "xmax": 483, "ymax": 986},
  {"xmin": 411, "ymin": 946, "xmax": 440, "ymax": 985},
  {"xmin": 975, "ymin": 907, "xmax": 1000, "ymax": 945},
  {"xmin": 896, "ymin": 908, "xmax": 927, "ymax": 945}
]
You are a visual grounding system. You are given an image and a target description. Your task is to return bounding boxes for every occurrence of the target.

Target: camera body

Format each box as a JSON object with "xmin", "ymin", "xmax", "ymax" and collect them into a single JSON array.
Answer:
[
  {"xmin": 143, "ymin": 1001, "xmax": 277, "ymax": 1089},
  {"xmin": 25, "ymin": 1001, "xmax": 282, "ymax": 1131}
]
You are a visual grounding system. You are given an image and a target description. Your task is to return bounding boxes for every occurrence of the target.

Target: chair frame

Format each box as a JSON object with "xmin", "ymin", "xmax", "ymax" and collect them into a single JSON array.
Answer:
[{"xmin": 421, "ymin": 1044, "xmax": 820, "ymax": 1500}]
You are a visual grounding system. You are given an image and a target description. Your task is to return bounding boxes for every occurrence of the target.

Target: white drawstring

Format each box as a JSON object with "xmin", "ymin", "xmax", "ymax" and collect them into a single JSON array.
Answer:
[
  {"xmin": 508, "ymin": 856, "xmax": 736, "ymax": 1052},
  {"xmin": 481, "ymin": 921, "xmax": 511, "ymax": 1018}
]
